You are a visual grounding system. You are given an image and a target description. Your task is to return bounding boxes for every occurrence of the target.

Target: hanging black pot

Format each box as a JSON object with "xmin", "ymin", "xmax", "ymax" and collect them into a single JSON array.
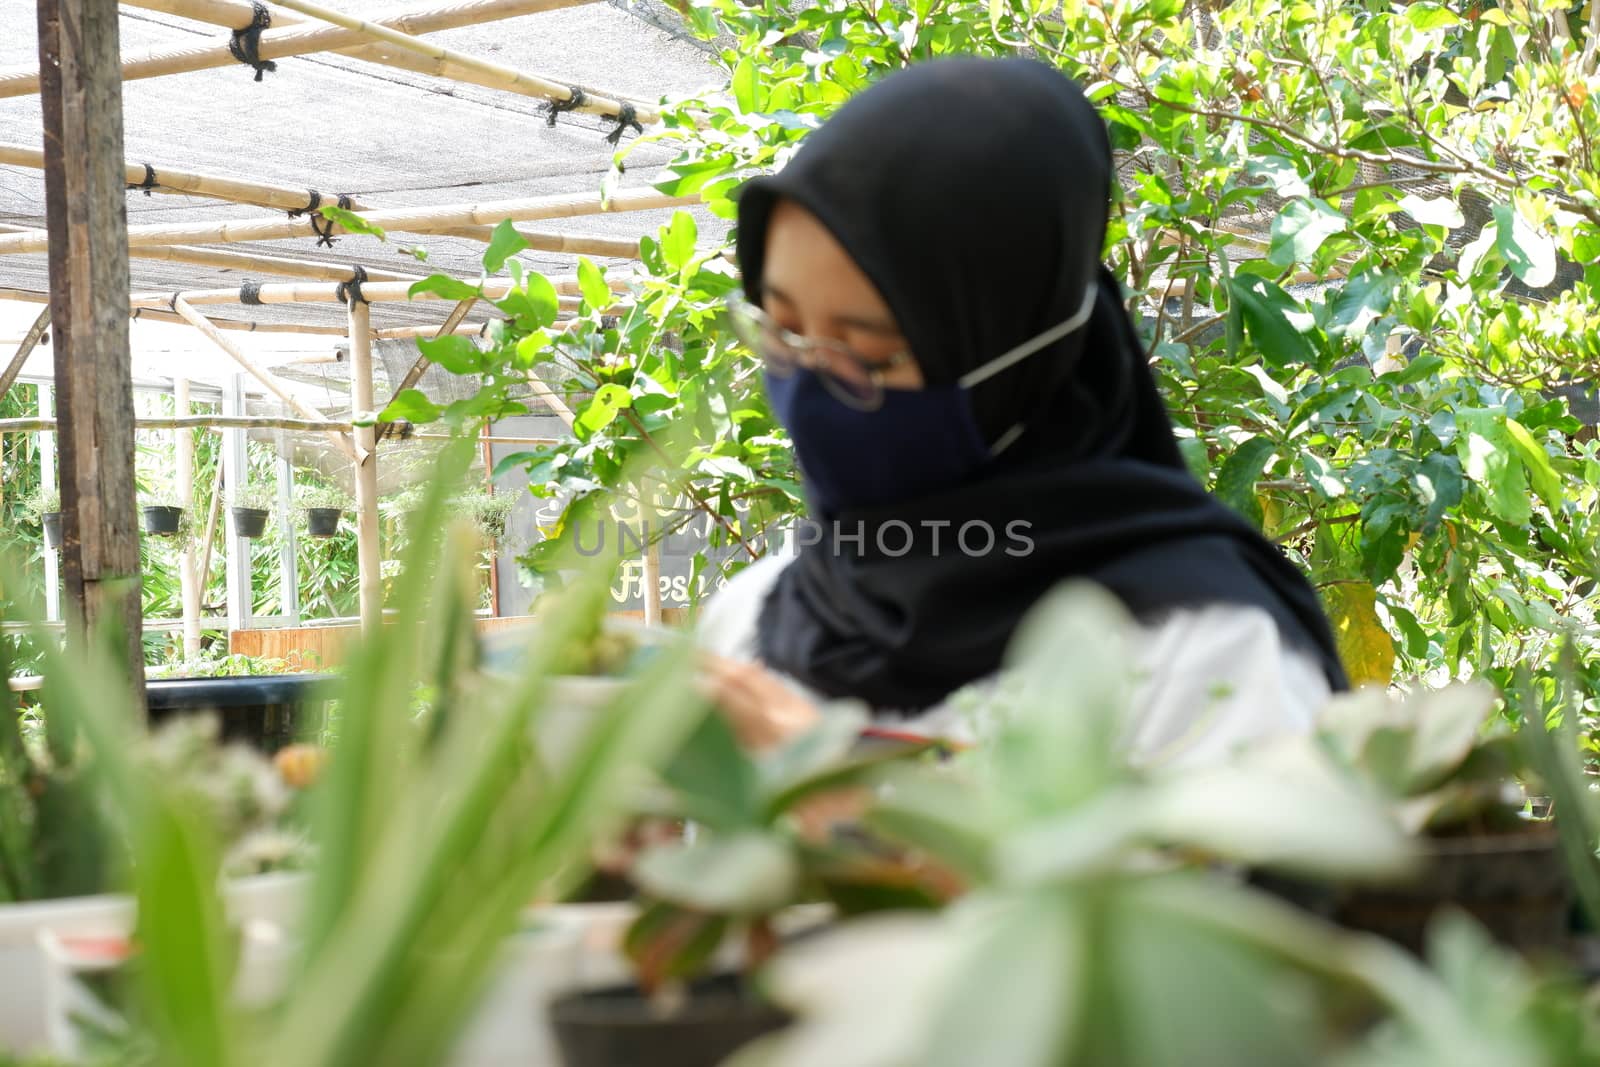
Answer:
[
  {"xmin": 143, "ymin": 506, "xmax": 183, "ymax": 536},
  {"xmin": 305, "ymin": 507, "xmax": 342, "ymax": 538},
  {"xmin": 232, "ymin": 507, "xmax": 269, "ymax": 539},
  {"xmin": 41, "ymin": 511, "xmax": 62, "ymax": 550}
]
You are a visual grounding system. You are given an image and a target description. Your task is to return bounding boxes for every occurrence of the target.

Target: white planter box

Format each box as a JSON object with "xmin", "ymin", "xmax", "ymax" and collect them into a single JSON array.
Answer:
[{"xmin": 0, "ymin": 872, "xmax": 306, "ymax": 1055}]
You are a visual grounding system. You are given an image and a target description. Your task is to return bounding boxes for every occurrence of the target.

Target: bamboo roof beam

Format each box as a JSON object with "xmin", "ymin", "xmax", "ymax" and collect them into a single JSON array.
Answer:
[
  {"xmin": 0, "ymin": 141, "xmax": 365, "ymax": 213},
  {"xmin": 0, "ymin": 307, "xmax": 50, "ymax": 400},
  {"xmin": 267, "ymin": 0, "xmax": 655, "ymax": 123},
  {"xmin": 171, "ymin": 296, "xmax": 359, "ymax": 462},
  {"xmin": 1, "ymin": 415, "xmax": 356, "ymax": 433},
  {"xmin": 0, "ymin": 189, "xmax": 696, "ymax": 254},
  {"xmin": 122, "ymin": 0, "xmax": 636, "ymax": 118},
  {"xmin": 129, "ymin": 272, "xmax": 630, "ymax": 308},
  {"xmin": 0, "ymin": 0, "xmax": 599, "ymax": 99},
  {"xmin": 443, "ymin": 225, "xmax": 642, "ymax": 259},
  {"xmin": 0, "ymin": 287, "xmax": 353, "ymax": 334}
]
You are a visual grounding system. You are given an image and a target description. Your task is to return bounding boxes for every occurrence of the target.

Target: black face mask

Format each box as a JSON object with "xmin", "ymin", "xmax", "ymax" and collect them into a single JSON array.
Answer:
[{"xmin": 764, "ymin": 291, "xmax": 1098, "ymax": 514}]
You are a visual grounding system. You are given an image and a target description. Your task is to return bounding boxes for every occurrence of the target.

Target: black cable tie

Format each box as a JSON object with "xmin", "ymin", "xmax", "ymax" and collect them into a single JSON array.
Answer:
[
  {"xmin": 288, "ymin": 189, "xmax": 321, "ymax": 220},
  {"xmin": 544, "ymin": 86, "xmax": 587, "ymax": 127},
  {"xmin": 131, "ymin": 308, "xmax": 142, "ymax": 321},
  {"xmin": 167, "ymin": 292, "xmax": 180, "ymax": 313},
  {"xmin": 603, "ymin": 103, "xmax": 644, "ymax": 146},
  {"xmin": 126, "ymin": 163, "xmax": 157, "ymax": 196},
  {"xmin": 240, "ymin": 280, "xmax": 263, "ymax": 306},
  {"xmin": 336, "ymin": 265, "xmax": 369, "ymax": 307},
  {"xmin": 228, "ymin": 1, "xmax": 277, "ymax": 82},
  {"xmin": 310, "ymin": 214, "xmax": 336, "ymax": 248}
]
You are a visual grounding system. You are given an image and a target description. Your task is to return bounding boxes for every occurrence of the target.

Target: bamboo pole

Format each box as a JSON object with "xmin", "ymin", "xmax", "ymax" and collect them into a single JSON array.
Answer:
[
  {"xmin": 170, "ymin": 296, "xmax": 359, "ymax": 462},
  {"xmin": 348, "ymin": 298, "xmax": 383, "ymax": 633},
  {"xmin": 372, "ymin": 321, "xmax": 495, "ymax": 339},
  {"xmin": 175, "ymin": 378, "xmax": 203, "ymax": 656},
  {"xmin": 0, "ymin": 220, "xmax": 419, "ymax": 284},
  {"xmin": 0, "ymin": 189, "xmax": 696, "ymax": 253},
  {"xmin": 130, "ymin": 273, "xmax": 629, "ymax": 307},
  {"xmin": 0, "ymin": 306, "xmax": 50, "ymax": 399},
  {"xmin": 269, "ymin": 0, "xmax": 655, "ymax": 122},
  {"xmin": 0, "ymin": 141, "xmax": 363, "ymax": 212},
  {"xmin": 0, "ymin": 0, "xmax": 600, "ymax": 98},
  {"xmin": 0, "ymin": 287, "xmax": 353, "ymax": 335},
  {"xmin": 0, "ymin": 415, "xmax": 356, "ymax": 433},
  {"xmin": 443, "ymin": 225, "xmax": 643, "ymax": 259}
]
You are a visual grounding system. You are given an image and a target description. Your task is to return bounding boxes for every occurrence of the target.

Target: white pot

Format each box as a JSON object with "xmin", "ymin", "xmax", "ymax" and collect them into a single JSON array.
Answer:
[
  {"xmin": 447, "ymin": 910, "xmax": 590, "ymax": 1067},
  {"xmin": 0, "ymin": 871, "xmax": 308, "ymax": 1054}
]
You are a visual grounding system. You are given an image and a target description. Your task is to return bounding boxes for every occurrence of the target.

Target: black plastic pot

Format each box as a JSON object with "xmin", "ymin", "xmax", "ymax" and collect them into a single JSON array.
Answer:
[
  {"xmin": 1254, "ymin": 828, "xmax": 1570, "ymax": 956},
  {"xmin": 232, "ymin": 506, "xmax": 269, "ymax": 539},
  {"xmin": 145, "ymin": 674, "xmax": 337, "ymax": 752},
  {"xmin": 142, "ymin": 505, "xmax": 183, "ymax": 536},
  {"xmin": 305, "ymin": 507, "xmax": 342, "ymax": 537},
  {"xmin": 41, "ymin": 511, "xmax": 62, "ymax": 550},
  {"xmin": 549, "ymin": 974, "xmax": 790, "ymax": 1067}
]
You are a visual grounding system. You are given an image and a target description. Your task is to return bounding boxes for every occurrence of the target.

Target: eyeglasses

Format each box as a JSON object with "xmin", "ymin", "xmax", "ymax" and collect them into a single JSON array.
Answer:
[{"xmin": 725, "ymin": 295, "xmax": 912, "ymax": 411}]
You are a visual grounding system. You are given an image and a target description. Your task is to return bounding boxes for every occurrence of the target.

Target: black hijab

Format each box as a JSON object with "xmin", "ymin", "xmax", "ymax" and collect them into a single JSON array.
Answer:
[{"xmin": 736, "ymin": 57, "xmax": 1347, "ymax": 710}]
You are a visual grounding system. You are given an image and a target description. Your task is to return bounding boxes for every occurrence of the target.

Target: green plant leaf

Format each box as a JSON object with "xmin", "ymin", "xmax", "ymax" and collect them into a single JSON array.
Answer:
[
  {"xmin": 379, "ymin": 388, "xmax": 443, "ymax": 424},
  {"xmin": 1228, "ymin": 276, "xmax": 1316, "ymax": 367},
  {"xmin": 577, "ymin": 257, "xmax": 613, "ymax": 313},
  {"xmin": 1492, "ymin": 204, "xmax": 1556, "ymax": 289},
  {"xmin": 1504, "ymin": 418, "xmax": 1563, "ymax": 509},
  {"xmin": 662, "ymin": 211, "xmax": 698, "ymax": 271},
  {"xmin": 1215, "ymin": 437, "xmax": 1277, "ymax": 525},
  {"xmin": 317, "ymin": 204, "xmax": 386, "ymax": 241},
  {"xmin": 481, "ymin": 219, "xmax": 529, "ymax": 275},
  {"xmin": 574, "ymin": 382, "xmax": 633, "ymax": 436},
  {"xmin": 522, "ymin": 273, "xmax": 561, "ymax": 328},
  {"xmin": 732, "ymin": 56, "xmax": 762, "ymax": 112},
  {"xmin": 1398, "ymin": 193, "xmax": 1465, "ymax": 229},
  {"xmin": 408, "ymin": 274, "xmax": 482, "ymax": 301},
  {"xmin": 415, "ymin": 334, "xmax": 482, "ymax": 375},
  {"xmin": 1268, "ymin": 199, "xmax": 1347, "ymax": 267},
  {"xmin": 633, "ymin": 832, "xmax": 800, "ymax": 914}
]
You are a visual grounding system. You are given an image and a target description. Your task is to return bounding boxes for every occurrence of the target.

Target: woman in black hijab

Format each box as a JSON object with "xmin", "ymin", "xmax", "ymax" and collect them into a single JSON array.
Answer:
[{"xmin": 699, "ymin": 56, "xmax": 1346, "ymax": 762}]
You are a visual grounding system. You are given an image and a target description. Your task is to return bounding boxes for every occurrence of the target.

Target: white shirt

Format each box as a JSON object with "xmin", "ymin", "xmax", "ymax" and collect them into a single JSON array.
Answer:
[{"xmin": 696, "ymin": 555, "xmax": 1330, "ymax": 769}]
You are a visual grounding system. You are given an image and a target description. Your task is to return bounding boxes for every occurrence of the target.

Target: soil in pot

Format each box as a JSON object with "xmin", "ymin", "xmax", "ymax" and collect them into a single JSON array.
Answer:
[
  {"xmin": 305, "ymin": 507, "xmax": 342, "ymax": 538},
  {"xmin": 142, "ymin": 506, "xmax": 183, "ymax": 536},
  {"xmin": 232, "ymin": 507, "xmax": 269, "ymax": 539},
  {"xmin": 549, "ymin": 973, "xmax": 790, "ymax": 1067},
  {"xmin": 1253, "ymin": 826, "xmax": 1570, "ymax": 956},
  {"xmin": 42, "ymin": 511, "xmax": 62, "ymax": 550}
]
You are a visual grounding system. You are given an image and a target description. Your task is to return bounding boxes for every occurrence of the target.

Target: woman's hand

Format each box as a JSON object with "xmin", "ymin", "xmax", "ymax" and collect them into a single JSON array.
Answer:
[{"xmin": 699, "ymin": 653, "xmax": 822, "ymax": 750}]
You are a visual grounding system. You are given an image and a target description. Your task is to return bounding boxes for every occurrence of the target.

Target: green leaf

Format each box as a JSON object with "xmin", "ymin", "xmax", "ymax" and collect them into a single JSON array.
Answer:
[
  {"xmin": 1404, "ymin": 2, "xmax": 1461, "ymax": 29},
  {"xmin": 379, "ymin": 388, "xmax": 443, "ymax": 424},
  {"xmin": 1327, "ymin": 271, "xmax": 1396, "ymax": 340},
  {"xmin": 513, "ymin": 329, "xmax": 552, "ymax": 369},
  {"xmin": 416, "ymin": 334, "xmax": 482, "ymax": 375},
  {"xmin": 481, "ymin": 219, "xmax": 529, "ymax": 275},
  {"xmin": 317, "ymin": 203, "xmax": 386, "ymax": 241},
  {"xmin": 1455, "ymin": 412, "xmax": 1531, "ymax": 525},
  {"xmin": 662, "ymin": 211, "xmax": 698, "ymax": 271},
  {"xmin": 573, "ymin": 382, "xmax": 632, "ymax": 436},
  {"xmin": 522, "ymin": 273, "xmax": 562, "ymax": 328},
  {"xmin": 1398, "ymin": 193, "xmax": 1465, "ymax": 229},
  {"xmin": 408, "ymin": 274, "xmax": 482, "ymax": 301},
  {"xmin": 1215, "ymin": 437, "xmax": 1277, "ymax": 526},
  {"xmin": 661, "ymin": 713, "xmax": 763, "ymax": 830},
  {"xmin": 1415, "ymin": 452, "xmax": 1464, "ymax": 530},
  {"xmin": 1228, "ymin": 276, "xmax": 1316, "ymax": 367},
  {"xmin": 1492, "ymin": 203, "xmax": 1556, "ymax": 289},
  {"xmin": 1268, "ymin": 199, "xmax": 1347, "ymax": 268},
  {"xmin": 633, "ymin": 832, "xmax": 799, "ymax": 915},
  {"xmin": 732, "ymin": 56, "xmax": 762, "ymax": 112},
  {"xmin": 577, "ymin": 257, "xmax": 613, "ymax": 313},
  {"xmin": 1504, "ymin": 418, "xmax": 1563, "ymax": 508}
]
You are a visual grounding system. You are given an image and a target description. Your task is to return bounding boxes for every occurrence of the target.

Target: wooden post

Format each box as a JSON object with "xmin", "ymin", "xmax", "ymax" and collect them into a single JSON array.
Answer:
[
  {"xmin": 348, "ymin": 300, "xmax": 382, "ymax": 633},
  {"xmin": 37, "ymin": 0, "xmax": 143, "ymax": 683},
  {"xmin": 37, "ymin": 386, "xmax": 60, "ymax": 623},
  {"xmin": 175, "ymin": 379, "xmax": 202, "ymax": 657}
]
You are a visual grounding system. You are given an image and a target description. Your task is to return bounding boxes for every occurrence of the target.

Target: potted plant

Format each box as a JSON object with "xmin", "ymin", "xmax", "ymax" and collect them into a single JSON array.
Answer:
[
  {"xmin": 715, "ymin": 584, "xmax": 1423, "ymax": 1067},
  {"xmin": 453, "ymin": 488, "xmax": 515, "ymax": 543},
  {"xmin": 293, "ymin": 484, "xmax": 348, "ymax": 538},
  {"xmin": 1251, "ymin": 682, "xmax": 1571, "ymax": 955},
  {"xmin": 231, "ymin": 486, "xmax": 273, "ymax": 540},
  {"xmin": 545, "ymin": 709, "xmax": 958, "ymax": 1067},
  {"xmin": 139, "ymin": 498, "xmax": 183, "ymax": 537},
  {"xmin": 21, "ymin": 488, "xmax": 61, "ymax": 551}
]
